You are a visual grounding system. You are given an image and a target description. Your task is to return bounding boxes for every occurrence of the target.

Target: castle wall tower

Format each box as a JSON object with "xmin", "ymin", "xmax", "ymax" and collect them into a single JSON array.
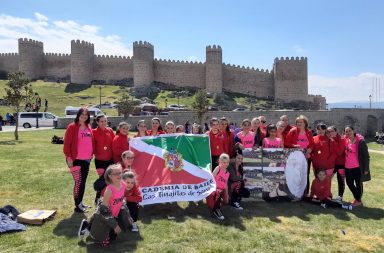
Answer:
[
  {"xmin": 71, "ymin": 40, "xmax": 94, "ymax": 84},
  {"xmin": 205, "ymin": 45, "xmax": 223, "ymax": 93},
  {"xmin": 18, "ymin": 38, "xmax": 44, "ymax": 80},
  {"xmin": 273, "ymin": 57, "xmax": 308, "ymax": 102},
  {"xmin": 133, "ymin": 41, "xmax": 154, "ymax": 86}
]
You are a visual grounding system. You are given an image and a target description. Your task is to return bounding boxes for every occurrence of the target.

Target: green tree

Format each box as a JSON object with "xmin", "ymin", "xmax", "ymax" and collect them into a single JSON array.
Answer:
[
  {"xmin": 116, "ymin": 90, "xmax": 138, "ymax": 118},
  {"xmin": 4, "ymin": 72, "xmax": 33, "ymax": 140},
  {"xmin": 192, "ymin": 89, "xmax": 209, "ymax": 124}
]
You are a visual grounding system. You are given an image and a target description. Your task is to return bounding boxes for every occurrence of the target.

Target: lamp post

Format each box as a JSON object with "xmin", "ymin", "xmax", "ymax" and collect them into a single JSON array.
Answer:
[
  {"xmin": 369, "ymin": 94, "xmax": 372, "ymax": 109},
  {"xmin": 35, "ymin": 93, "xmax": 40, "ymax": 128}
]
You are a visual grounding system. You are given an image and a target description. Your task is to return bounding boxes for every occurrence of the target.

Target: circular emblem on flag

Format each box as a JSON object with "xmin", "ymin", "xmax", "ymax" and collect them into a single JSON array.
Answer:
[
  {"xmin": 163, "ymin": 148, "xmax": 183, "ymax": 172},
  {"xmin": 285, "ymin": 150, "xmax": 308, "ymax": 198}
]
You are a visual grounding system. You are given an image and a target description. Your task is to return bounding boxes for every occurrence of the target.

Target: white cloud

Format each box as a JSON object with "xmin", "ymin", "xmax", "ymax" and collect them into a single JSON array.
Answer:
[
  {"xmin": 309, "ymin": 72, "xmax": 384, "ymax": 103},
  {"xmin": 293, "ymin": 45, "xmax": 306, "ymax": 54},
  {"xmin": 0, "ymin": 13, "xmax": 132, "ymax": 56}
]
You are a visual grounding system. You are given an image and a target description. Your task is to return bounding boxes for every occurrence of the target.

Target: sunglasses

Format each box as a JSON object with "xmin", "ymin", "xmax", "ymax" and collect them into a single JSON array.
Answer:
[{"xmin": 261, "ymin": 120, "xmax": 266, "ymax": 123}]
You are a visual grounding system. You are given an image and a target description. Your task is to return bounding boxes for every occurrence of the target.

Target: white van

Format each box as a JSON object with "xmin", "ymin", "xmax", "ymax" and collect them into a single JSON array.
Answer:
[
  {"xmin": 64, "ymin": 106, "xmax": 103, "ymax": 118},
  {"xmin": 18, "ymin": 112, "xmax": 58, "ymax": 128}
]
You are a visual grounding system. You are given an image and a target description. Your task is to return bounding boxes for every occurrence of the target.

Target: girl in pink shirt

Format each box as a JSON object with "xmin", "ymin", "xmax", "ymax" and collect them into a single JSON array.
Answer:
[
  {"xmin": 206, "ymin": 153, "xmax": 230, "ymax": 220},
  {"xmin": 78, "ymin": 164, "xmax": 132, "ymax": 246},
  {"xmin": 262, "ymin": 124, "xmax": 283, "ymax": 148},
  {"xmin": 234, "ymin": 119, "xmax": 256, "ymax": 151}
]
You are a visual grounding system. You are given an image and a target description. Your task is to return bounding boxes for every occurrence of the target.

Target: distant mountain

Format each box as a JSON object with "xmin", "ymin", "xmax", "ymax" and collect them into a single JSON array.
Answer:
[{"xmin": 329, "ymin": 101, "xmax": 384, "ymax": 109}]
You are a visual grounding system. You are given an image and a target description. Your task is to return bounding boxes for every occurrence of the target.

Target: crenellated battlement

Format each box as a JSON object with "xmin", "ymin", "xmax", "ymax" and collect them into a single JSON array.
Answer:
[
  {"xmin": 95, "ymin": 54, "xmax": 131, "ymax": 60},
  {"xmin": 44, "ymin": 52, "xmax": 70, "ymax": 57},
  {"xmin": 206, "ymin": 45, "xmax": 222, "ymax": 52},
  {"xmin": 0, "ymin": 53, "xmax": 18, "ymax": 56},
  {"xmin": 18, "ymin": 38, "xmax": 43, "ymax": 47},
  {"xmin": 274, "ymin": 56, "xmax": 307, "ymax": 63},
  {"xmin": 133, "ymin": 40, "xmax": 154, "ymax": 50},
  {"xmin": 223, "ymin": 63, "xmax": 270, "ymax": 73},
  {"xmin": 71, "ymin": 39, "xmax": 94, "ymax": 48},
  {"xmin": 154, "ymin": 58, "xmax": 204, "ymax": 65}
]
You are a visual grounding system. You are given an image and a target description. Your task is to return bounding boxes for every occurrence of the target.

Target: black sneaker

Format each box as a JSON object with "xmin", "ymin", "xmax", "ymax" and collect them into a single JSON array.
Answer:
[
  {"xmin": 78, "ymin": 219, "xmax": 90, "ymax": 238},
  {"xmin": 74, "ymin": 205, "xmax": 88, "ymax": 213}
]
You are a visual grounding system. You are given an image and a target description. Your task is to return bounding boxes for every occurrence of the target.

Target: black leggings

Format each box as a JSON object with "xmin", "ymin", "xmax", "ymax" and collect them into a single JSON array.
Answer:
[
  {"xmin": 345, "ymin": 168, "xmax": 363, "ymax": 202},
  {"xmin": 71, "ymin": 160, "xmax": 90, "ymax": 206},
  {"xmin": 126, "ymin": 202, "xmax": 139, "ymax": 222},
  {"xmin": 333, "ymin": 165, "xmax": 346, "ymax": 197},
  {"xmin": 304, "ymin": 158, "xmax": 312, "ymax": 195},
  {"xmin": 94, "ymin": 159, "xmax": 114, "ymax": 199},
  {"xmin": 304, "ymin": 197, "xmax": 344, "ymax": 208},
  {"xmin": 231, "ymin": 185, "xmax": 250, "ymax": 204}
]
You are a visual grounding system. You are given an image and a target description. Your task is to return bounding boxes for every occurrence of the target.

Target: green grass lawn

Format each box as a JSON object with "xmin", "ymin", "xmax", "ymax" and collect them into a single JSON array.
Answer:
[
  {"xmin": 367, "ymin": 140, "xmax": 384, "ymax": 151},
  {"xmin": 0, "ymin": 80, "xmax": 123, "ymax": 117},
  {"xmin": 0, "ymin": 130, "xmax": 384, "ymax": 252}
]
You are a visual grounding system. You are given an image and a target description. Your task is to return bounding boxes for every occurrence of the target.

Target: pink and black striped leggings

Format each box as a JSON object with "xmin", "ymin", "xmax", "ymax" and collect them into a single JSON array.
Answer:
[{"xmin": 70, "ymin": 160, "xmax": 90, "ymax": 206}]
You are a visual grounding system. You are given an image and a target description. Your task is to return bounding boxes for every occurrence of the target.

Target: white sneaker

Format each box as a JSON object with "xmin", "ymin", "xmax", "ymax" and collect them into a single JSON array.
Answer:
[
  {"xmin": 232, "ymin": 202, "xmax": 244, "ymax": 210},
  {"xmin": 78, "ymin": 219, "xmax": 90, "ymax": 239},
  {"xmin": 320, "ymin": 203, "xmax": 327, "ymax": 209},
  {"xmin": 342, "ymin": 204, "xmax": 353, "ymax": 211},
  {"xmin": 335, "ymin": 196, "xmax": 343, "ymax": 203},
  {"xmin": 213, "ymin": 210, "xmax": 225, "ymax": 220},
  {"xmin": 131, "ymin": 222, "xmax": 139, "ymax": 232}
]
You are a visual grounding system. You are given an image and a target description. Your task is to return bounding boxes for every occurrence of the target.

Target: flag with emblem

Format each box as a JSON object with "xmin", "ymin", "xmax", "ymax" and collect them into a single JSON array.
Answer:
[{"xmin": 130, "ymin": 134, "xmax": 216, "ymax": 205}]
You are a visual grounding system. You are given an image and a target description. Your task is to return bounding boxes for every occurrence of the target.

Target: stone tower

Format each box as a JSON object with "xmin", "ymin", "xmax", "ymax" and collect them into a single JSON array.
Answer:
[
  {"xmin": 18, "ymin": 38, "xmax": 44, "ymax": 80},
  {"xmin": 133, "ymin": 41, "xmax": 154, "ymax": 87},
  {"xmin": 273, "ymin": 57, "xmax": 308, "ymax": 102},
  {"xmin": 71, "ymin": 40, "xmax": 94, "ymax": 84},
  {"xmin": 205, "ymin": 45, "xmax": 223, "ymax": 93}
]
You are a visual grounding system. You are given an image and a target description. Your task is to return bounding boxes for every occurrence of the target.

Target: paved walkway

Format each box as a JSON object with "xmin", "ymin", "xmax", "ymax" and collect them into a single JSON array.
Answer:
[
  {"xmin": 0, "ymin": 126, "xmax": 54, "ymax": 133},
  {"xmin": 369, "ymin": 149, "xmax": 384, "ymax": 155}
]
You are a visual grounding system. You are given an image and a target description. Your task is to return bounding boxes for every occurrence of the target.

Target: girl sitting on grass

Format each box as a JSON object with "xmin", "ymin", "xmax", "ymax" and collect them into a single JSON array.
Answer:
[{"xmin": 78, "ymin": 164, "xmax": 132, "ymax": 246}]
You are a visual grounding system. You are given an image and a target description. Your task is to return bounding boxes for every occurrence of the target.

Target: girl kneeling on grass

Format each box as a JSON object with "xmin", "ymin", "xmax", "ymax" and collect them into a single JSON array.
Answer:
[
  {"xmin": 78, "ymin": 164, "xmax": 132, "ymax": 246},
  {"xmin": 123, "ymin": 170, "xmax": 142, "ymax": 232},
  {"xmin": 206, "ymin": 153, "xmax": 230, "ymax": 220},
  {"xmin": 305, "ymin": 170, "xmax": 352, "ymax": 210}
]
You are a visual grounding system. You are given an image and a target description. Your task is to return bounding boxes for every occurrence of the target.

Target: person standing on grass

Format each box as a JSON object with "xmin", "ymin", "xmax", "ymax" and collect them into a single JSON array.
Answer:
[
  {"xmin": 344, "ymin": 126, "xmax": 370, "ymax": 207},
  {"xmin": 165, "ymin": 121, "xmax": 176, "ymax": 134},
  {"xmin": 206, "ymin": 153, "xmax": 230, "ymax": 220},
  {"xmin": 207, "ymin": 117, "xmax": 226, "ymax": 170},
  {"xmin": 227, "ymin": 153, "xmax": 250, "ymax": 210},
  {"xmin": 219, "ymin": 117, "xmax": 235, "ymax": 158},
  {"xmin": 234, "ymin": 119, "xmax": 256, "ymax": 153},
  {"xmin": 112, "ymin": 122, "xmax": 130, "ymax": 163},
  {"xmin": 147, "ymin": 117, "xmax": 165, "ymax": 136},
  {"xmin": 92, "ymin": 115, "xmax": 115, "ymax": 205},
  {"xmin": 280, "ymin": 115, "xmax": 293, "ymax": 143},
  {"xmin": 327, "ymin": 126, "xmax": 346, "ymax": 202},
  {"xmin": 284, "ymin": 115, "xmax": 314, "ymax": 196},
  {"xmin": 262, "ymin": 124, "xmax": 284, "ymax": 148},
  {"xmin": 63, "ymin": 107, "xmax": 94, "ymax": 213},
  {"xmin": 134, "ymin": 120, "xmax": 148, "ymax": 137},
  {"xmin": 251, "ymin": 117, "xmax": 265, "ymax": 147}
]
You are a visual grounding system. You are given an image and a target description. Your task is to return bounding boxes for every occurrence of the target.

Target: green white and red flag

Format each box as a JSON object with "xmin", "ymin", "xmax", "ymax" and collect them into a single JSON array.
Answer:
[{"xmin": 130, "ymin": 134, "xmax": 216, "ymax": 205}]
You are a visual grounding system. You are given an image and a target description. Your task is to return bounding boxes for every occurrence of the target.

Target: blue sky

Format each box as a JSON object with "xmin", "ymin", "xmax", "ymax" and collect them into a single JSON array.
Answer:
[{"xmin": 1, "ymin": 0, "xmax": 383, "ymax": 103}]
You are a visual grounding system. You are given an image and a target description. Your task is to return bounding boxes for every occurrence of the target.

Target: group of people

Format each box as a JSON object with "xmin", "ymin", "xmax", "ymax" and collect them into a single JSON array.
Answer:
[{"xmin": 63, "ymin": 108, "xmax": 371, "ymax": 246}]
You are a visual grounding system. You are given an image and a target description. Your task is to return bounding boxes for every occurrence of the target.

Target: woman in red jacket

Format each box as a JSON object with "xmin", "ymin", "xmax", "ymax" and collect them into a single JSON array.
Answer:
[
  {"xmin": 311, "ymin": 123, "xmax": 336, "ymax": 178},
  {"xmin": 327, "ymin": 126, "xmax": 346, "ymax": 202},
  {"xmin": 92, "ymin": 114, "xmax": 115, "ymax": 205},
  {"xmin": 220, "ymin": 117, "xmax": 235, "ymax": 158},
  {"xmin": 134, "ymin": 120, "xmax": 148, "ymax": 138},
  {"xmin": 284, "ymin": 115, "xmax": 314, "ymax": 196},
  {"xmin": 63, "ymin": 107, "xmax": 94, "ymax": 213},
  {"xmin": 147, "ymin": 117, "xmax": 165, "ymax": 136},
  {"xmin": 112, "ymin": 122, "xmax": 130, "ymax": 163}
]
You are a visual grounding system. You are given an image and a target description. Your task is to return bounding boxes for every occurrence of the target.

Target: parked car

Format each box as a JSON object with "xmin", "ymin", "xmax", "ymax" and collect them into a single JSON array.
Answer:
[
  {"xmin": 18, "ymin": 112, "xmax": 58, "ymax": 128},
  {"xmin": 232, "ymin": 108, "xmax": 247, "ymax": 111},
  {"xmin": 65, "ymin": 106, "xmax": 104, "ymax": 118},
  {"xmin": 93, "ymin": 102, "xmax": 117, "ymax": 109}
]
